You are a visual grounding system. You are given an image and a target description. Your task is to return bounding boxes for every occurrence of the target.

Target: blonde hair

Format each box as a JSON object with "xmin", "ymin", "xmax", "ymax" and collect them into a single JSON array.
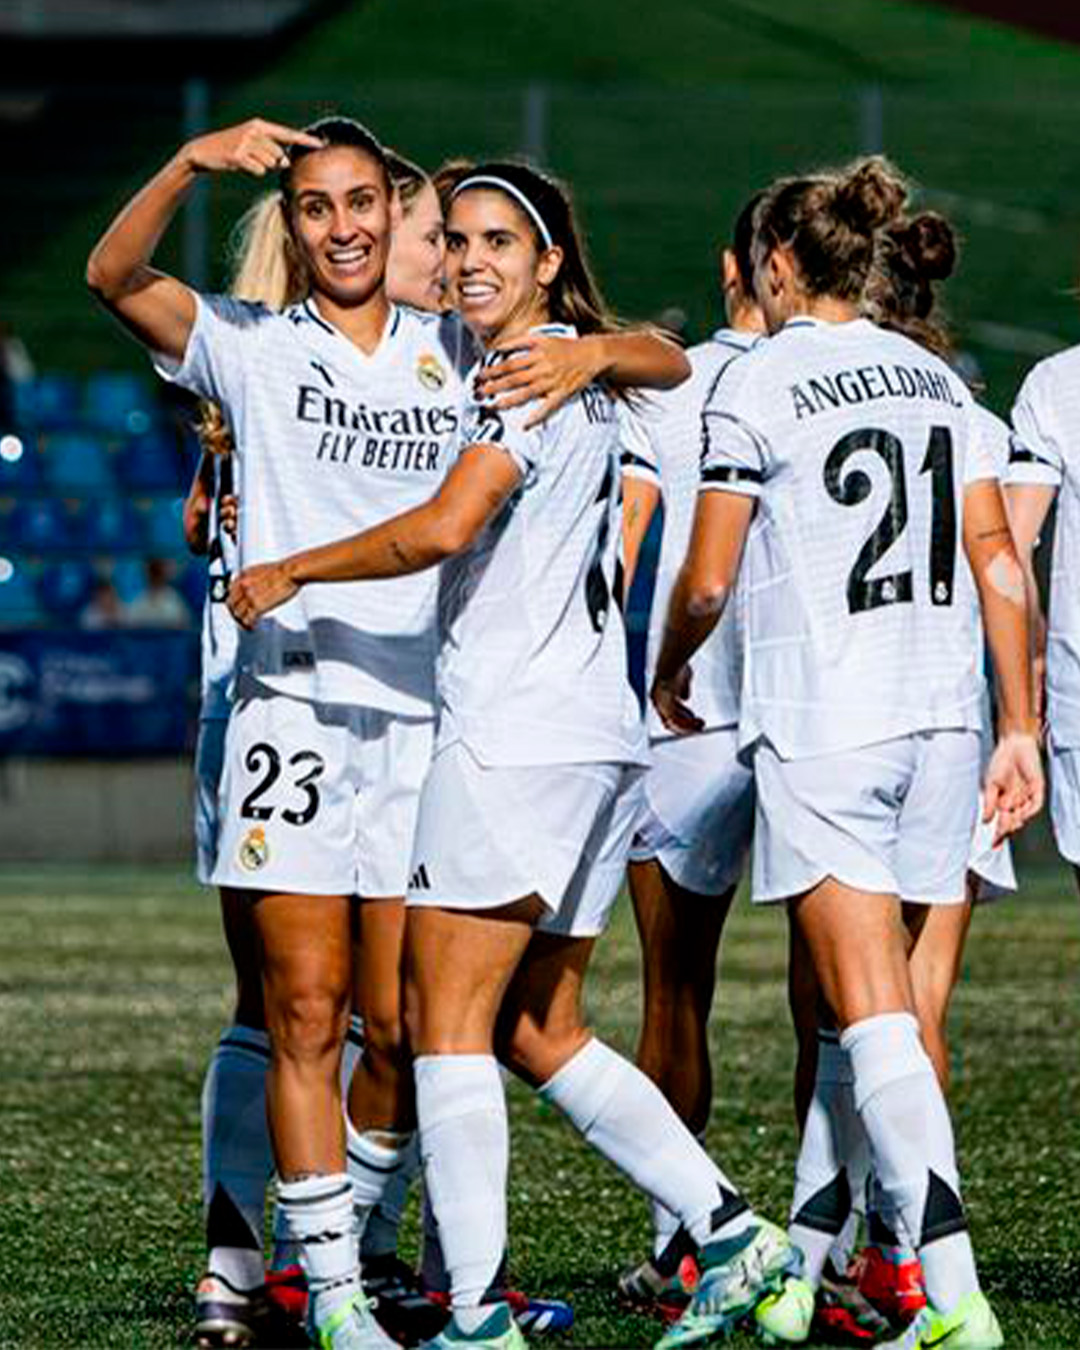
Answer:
[
  {"xmin": 198, "ymin": 191, "xmax": 309, "ymax": 456},
  {"xmin": 384, "ymin": 149, "xmax": 430, "ymax": 216}
]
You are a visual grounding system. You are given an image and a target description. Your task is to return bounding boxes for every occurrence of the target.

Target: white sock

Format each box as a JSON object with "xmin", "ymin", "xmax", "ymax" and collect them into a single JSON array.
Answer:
[
  {"xmin": 415, "ymin": 1054, "xmax": 507, "ymax": 1309},
  {"xmin": 270, "ymin": 1194, "xmax": 300, "ymax": 1270},
  {"xmin": 420, "ymin": 1183, "xmax": 448, "ymax": 1294},
  {"xmin": 651, "ymin": 1128, "xmax": 704, "ymax": 1260},
  {"xmin": 361, "ymin": 1134, "xmax": 420, "ymax": 1262},
  {"xmin": 843, "ymin": 1013, "xmax": 979, "ymax": 1312},
  {"xmin": 867, "ymin": 1173, "xmax": 917, "ymax": 1261},
  {"xmin": 788, "ymin": 1031, "xmax": 865, "ymax": 1289},
  {"xmin": 539, "ymin": 1038, "xmax": 753, "ymax": 1247},
  {"xmin": 278, "ymin": 1173, "xmax": 359, "ymax": 1325},
  {"xmin": 201, "ymin": 1024, "xmax": 273, "ymax": 1291},
  {"xmin": 345, "ymin": 1119, "xmax": 415, "ymax": 1260},
  {"xmin": 341, "ymin": 1013, "xmax": 365, "ymax": 1093}
]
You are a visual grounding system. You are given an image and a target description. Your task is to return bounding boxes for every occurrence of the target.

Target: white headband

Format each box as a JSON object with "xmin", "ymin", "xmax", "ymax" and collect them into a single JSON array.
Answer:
[{"xmin": 452, "ymin": 174, "xmax": 554, "ymax": 250}]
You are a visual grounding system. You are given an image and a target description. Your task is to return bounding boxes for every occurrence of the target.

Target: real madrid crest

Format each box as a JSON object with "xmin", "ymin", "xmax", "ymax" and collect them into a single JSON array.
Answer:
[
  {"xmin": 239, "ymin": 826, "xmax": 269, "ymax": 872},
  {"xmin": 417, "ymin": 352, "xmax": 447, "ymax": 392}
]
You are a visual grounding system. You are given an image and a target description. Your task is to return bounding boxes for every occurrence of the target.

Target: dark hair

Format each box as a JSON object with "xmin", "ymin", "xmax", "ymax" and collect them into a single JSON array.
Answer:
[
  {"xmin": 863, "ymin": 210, "xmax": 958, "ymax": 359},
  {"xmin": 729, "ymin": 190, "xmax": 766, "ymax": 292},
  {"xmin": 432, "ymin": 157, "xmax": 475, "ymax": 214},
  {"xmin": 450, "ymin": 159, "xmax": 617, "ymax": 335},
  {"xmin": 754, "ymin": 156, "xmax": 910, "ymax": 301},
  {"xmin": 280, "ymin": 115, "xmax": 390, "ymax": 195},
  {"xmin": 384, "ymin": 149, "xmax": 429, "ymax": 214}
]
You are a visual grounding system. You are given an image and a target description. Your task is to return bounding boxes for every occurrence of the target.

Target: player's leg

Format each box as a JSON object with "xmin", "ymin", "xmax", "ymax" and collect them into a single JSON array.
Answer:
[
  {"xmin": 211, "ymin": 689, "xmax": 396, "ymax": 1350},
  {"xmin": 406, "ymin": 897, "xmax": 542, "ymax": 1349},
  {"xmin": 755, "ymin": 735, "xmax": 998, "ymax": 1349},
  {"xmin": 193, "ymin": 714, "xmax": 277, "ymax": 1348}
]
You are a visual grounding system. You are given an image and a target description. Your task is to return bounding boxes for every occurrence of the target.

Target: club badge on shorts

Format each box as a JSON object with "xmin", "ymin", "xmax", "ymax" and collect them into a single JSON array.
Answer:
[
  {"xmin": 417, "ymin": 353, "xmax": 447, "ymax": 391},
  {"xmin": 239, "ymin": 826, "xmax": 269, "ymax": 872}
]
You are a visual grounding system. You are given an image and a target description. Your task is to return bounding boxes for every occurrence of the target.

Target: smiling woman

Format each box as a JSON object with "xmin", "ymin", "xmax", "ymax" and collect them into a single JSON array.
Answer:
[{"xmin": 85, "ymin": 115, "xmax": 462, "ymax": 1350}]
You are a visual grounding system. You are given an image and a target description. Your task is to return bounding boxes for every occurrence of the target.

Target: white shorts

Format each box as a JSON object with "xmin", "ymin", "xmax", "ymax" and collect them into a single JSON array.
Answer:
[
  {"xmin": 211, "ymin": 681, "xmax": 434, "ymax": 897},
  {"xmin": 967, "ymin": 793, "xmax": 1017, "ymax": 902},
  {"xmin": 629, "ymin": 727, "xmax": 754, "ymax": 896},
  {"xmin": 1050, "ymin": 738, "xmax": 1080, "ymax": 866},
  {"xmin": 194, "ymin": 715, "xmax": 228, "ymax": 885},
  {"xmin": 406, "ymin": 739, "xmax": 644, "ymax": 938},
  {"xmin": 752, "ymin": 730, "xmax": 982, "ymax": 906}
]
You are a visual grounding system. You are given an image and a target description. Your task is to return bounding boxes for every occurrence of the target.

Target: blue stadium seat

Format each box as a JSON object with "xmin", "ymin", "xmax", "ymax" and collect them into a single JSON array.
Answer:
[
  {"xmin": 117, "ymin": 427, "xmax": 186, "ymax": 492},
  {"xmin": 37, "ymin": 558, "xmax": 96, "ymax": 618},
  {"xmin": 139, "ymin": 495, "xmax": 188, "ymax": 554},
  {"xmin": 176, "ymin": 559, "xmax": 209, "ymax": 615},
  {"xmin": 74, "ymin": 496, "xmax": 144, "ymax": 553},
  {"xmin": 0, "ymin": 433, "xmax": 41, "ymax": 491},
  {"xmin": 10, "ymin": 498, "xmax": 74, "ymax": 552},
  {"xmin": 0, "ymin": 559, "xmax": 47, "ymax": 626},
  {"xmin": 84, "ymin": 370, "xmax": 157, "ymax": 436},
  {"xmin": 112, "ymin": 557, "xmax": 149, "ymax": 604},
  {"xmin": 21, "ymin": 373, "xmax": 82, "ymax": 432},
  {"xmin": 42, "ymin": 431, "xmax": 115, "ymax": 493}
]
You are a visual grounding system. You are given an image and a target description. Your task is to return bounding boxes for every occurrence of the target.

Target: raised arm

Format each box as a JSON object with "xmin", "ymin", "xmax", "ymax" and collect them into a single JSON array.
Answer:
[
  {"xmin": 476, "ymin": 328, "xmax": 690, "ymax": 428},
  {"xmin": 228, "ymin": 444, "xmax": 522, "ymax": 628},
  {"xmin": 963, "ymin": 477, "xmax": 1044, "ymax": 839},
  {"xmin": 651, "ymin": 490, "xmax": 754, "ymax": 733},
  {"xmin": 86, "ymin": 118, "xmax": 322, "ymax": 361}
]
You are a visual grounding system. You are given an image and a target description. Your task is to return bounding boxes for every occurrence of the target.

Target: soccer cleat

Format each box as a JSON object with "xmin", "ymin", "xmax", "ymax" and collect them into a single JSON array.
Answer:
[
  {"xmin": 654, "ymin": 1219, "xmax": 802, "ymax": 1350},
  {"xmin": 362, "ymin": 1253, "xmax": 450, "ymax": 1344},
  {"xmin": 811, "ymin": 1265, "xmax": 890, "ymax": 1344},
  {"xmin": 310, "ymin": 1289, "xmax": 402, "ymax": 1350},
  {"xmin": 194, "ymin": 1273, "xmax": 273, "ymax": 1348},
  {"xmin": 419, "ymin": 1300, "xmax": 530, "ymax": 1349},
  {"xmin": 850, "ymin": 1245, "xmax": 927, "ymax": 1325},
  {"xmin": 264, "ymin": 1261, "xmax": 309, "ymax": 1322},
  {"xmin": 502, "ymin": 1288, "xmax": 574, "ymax": 1335},
  {"xmin": 755, "ymin": 1275, "xmax": 814, "ymax": 1345},
  {"xmin": 875, "ymin": 1291, "xmax": 1003, "ymax": 1349},
  {"xmin": 426, "ymin": 1285, "xmax": 571, "ymax": 1337},
  {"xmin": 618, "ymin": 1234, "xmax": 700, "ymax": 1323}
]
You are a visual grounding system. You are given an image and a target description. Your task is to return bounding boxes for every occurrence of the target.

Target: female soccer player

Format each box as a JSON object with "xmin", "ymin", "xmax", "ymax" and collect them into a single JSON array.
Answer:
[
  {"xmin": 1005, "ymin": 341, "xmax": 1080, "ymax": 889},
  {"xmin": 652, "ymin": 157, "xmax": 1042, "ymax": 1350},
  {"xmin": 777, "ymin": 205, "xmax": 1024, "ymax": 1344},
  {"xmin": 229, "ymin": 160, "xmax": 799, "ymax": 1350},
  {"xmin": 617, "ymin": 194, "xmax": 766, "ymax": 1318}
]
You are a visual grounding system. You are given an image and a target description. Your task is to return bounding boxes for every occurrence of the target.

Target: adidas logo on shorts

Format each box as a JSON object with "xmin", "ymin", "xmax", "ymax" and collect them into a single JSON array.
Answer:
[{"xmin": 409, "ymin": 863, "xmax": 431, "ymax": 891}]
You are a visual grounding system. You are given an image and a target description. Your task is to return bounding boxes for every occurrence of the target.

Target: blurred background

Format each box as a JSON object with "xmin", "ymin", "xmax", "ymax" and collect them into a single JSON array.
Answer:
[{"xmin": 0, "ymin": 0, "xmax": 1076, "ymax": 861}]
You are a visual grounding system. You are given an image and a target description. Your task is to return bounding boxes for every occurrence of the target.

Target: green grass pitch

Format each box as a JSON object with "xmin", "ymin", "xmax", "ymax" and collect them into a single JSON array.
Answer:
[{"xmin": 2, "ymin": 838, "xmax": 1079, "ymax": 1347}]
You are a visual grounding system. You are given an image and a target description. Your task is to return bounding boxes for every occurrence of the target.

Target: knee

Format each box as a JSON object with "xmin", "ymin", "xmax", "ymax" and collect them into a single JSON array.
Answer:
[
  {"xmin": 361, "ymin": 999, "xmax": 409, "ymax": 1065},
  {"xmin": 497, "ymin": 1012, "xmax": 588, "ymax": 1088},
  {"xmin": 268, "ymin": 981, "xmax": 349, "ymax": 1064}
]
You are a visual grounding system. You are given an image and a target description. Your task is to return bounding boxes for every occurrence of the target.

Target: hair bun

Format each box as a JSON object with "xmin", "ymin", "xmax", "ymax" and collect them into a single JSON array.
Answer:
[
  {"xmin": 896, "ymin": 211, "xmax": 956, "ymax": 282},
  {"xmin": 833, "ymin": 156, "xmax": 909, "ymax": 235}
]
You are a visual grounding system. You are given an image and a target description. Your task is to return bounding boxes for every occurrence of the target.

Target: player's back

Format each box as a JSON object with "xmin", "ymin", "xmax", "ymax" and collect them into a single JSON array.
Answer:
[{"xmin": 704, "ymin": 316, "xmax": 990, "ymax": 758}]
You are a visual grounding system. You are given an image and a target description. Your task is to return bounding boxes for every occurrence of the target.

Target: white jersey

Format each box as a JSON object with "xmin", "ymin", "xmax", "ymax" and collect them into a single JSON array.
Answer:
[
  {"xmin": 156, "ymin": 296, "xmax": 466, "ymax": 715},
  {"xmin": 200, "ymin": 452, "xmax": 240, "ymax": 721},
  {"xmin": 1008, "ymin": 344, "xmax": 1080, "ymax": 745},
  {"xmin": 623, "ymin": 328, "xmax": 758, "ymax": 737},
  {"xmin": 701, "ymin": 316, "xmax": 997, "ymax": 759},
  {"xmin": 436, "ymin": 324, "xmax": 647, "ymax": 768}
]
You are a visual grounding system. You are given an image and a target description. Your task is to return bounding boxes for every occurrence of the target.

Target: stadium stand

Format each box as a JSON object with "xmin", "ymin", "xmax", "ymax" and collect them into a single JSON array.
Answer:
[{"xmin": 0, "ymin": 369, "xmax": 199, "ymax": 627}]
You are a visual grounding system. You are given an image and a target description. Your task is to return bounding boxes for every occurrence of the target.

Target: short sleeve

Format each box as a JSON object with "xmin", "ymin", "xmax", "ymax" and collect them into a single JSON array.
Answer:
[
  {"xmin": 1007, "ymin": 365, "xmax": 1064, "ymax": 489},
  {"xmin": 152, "ymin": 293, "xmax": 264, "ymax": 408},
  {"xmin": 700, "ymin": 404, "xmax": 768, "ymax": 498},
  {"xmin": 964, "ymin": 403, "xmax": 1008, "ymax": 485},
  {"xmin": 618, "ymin": 405, "xmax": 660, "ymax": 485},
  {"xmin": 459, "ymin": 349, "xmax": 546, "ymax": 478}
]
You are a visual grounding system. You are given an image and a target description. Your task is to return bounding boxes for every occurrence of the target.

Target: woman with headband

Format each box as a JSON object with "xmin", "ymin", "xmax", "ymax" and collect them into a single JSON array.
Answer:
[{"xmin": 229, "ymin": 161, "xmax": 799, "ymax": 1350}]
